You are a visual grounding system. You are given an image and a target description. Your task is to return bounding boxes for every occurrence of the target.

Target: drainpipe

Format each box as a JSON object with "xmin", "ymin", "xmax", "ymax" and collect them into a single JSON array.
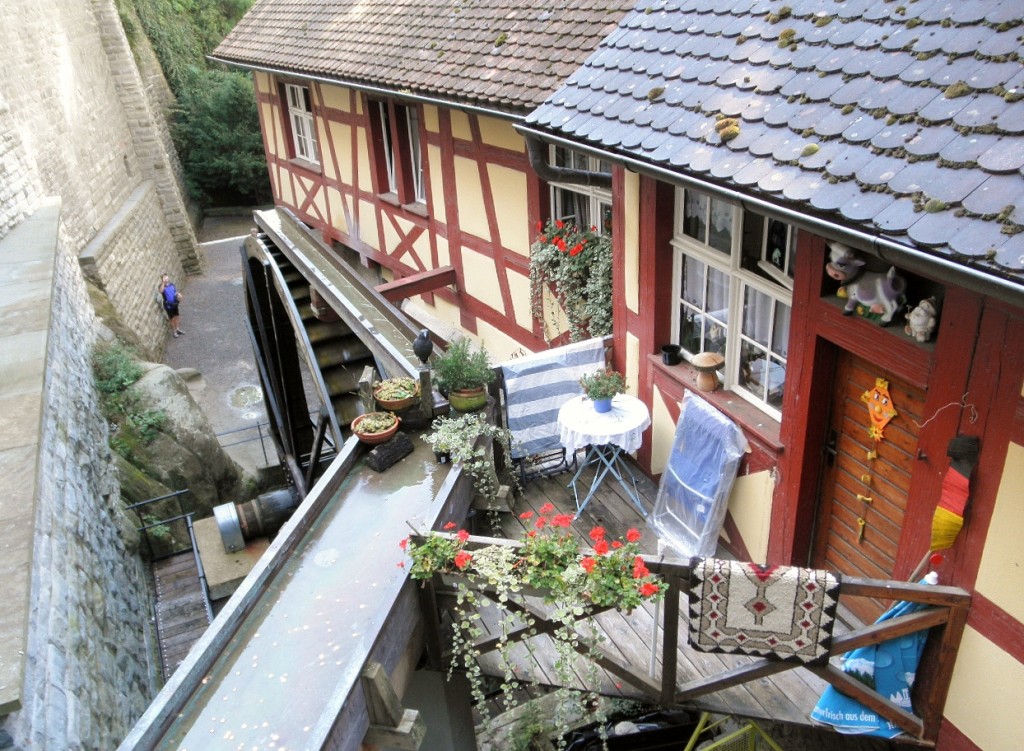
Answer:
[
  {"xmin": 516, "ymin": 124, "xmax": 1024, "ymax": 308},
  {"xmin": 523, "ymin": 133, "xmax": 611, "ymax": 189}
]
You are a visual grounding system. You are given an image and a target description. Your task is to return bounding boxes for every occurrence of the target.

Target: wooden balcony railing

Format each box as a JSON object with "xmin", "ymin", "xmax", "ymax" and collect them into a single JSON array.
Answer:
[{"xmin": 417, "ymin": 535, "xmax": 971, "ymax": 745}]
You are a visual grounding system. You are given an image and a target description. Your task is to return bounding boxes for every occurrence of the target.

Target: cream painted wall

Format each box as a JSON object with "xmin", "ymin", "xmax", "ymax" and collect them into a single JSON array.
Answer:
[
  {"xmin": 356, "ymin": 129, "xmax": 373, "ymax": 194},
  {"xmin": 506, "ymin": 269, "xmax": 533, "ymax": 331},
  {"xmin": 326, "ymin": 187, "xmax": 348, "ymax": 235},
  {"xmin": 428, "ymin": 144, "xmax": 446, "ymax": 225},
  {"xmin": 488, "ymin": 164, "xmax": 529, "ymax": 253},
  {"xmin": 650, "ymin": 384, "xmax": 676, "ymax": 475},
  {"xmin": 358, "ymin": 199, "xmax": 379, "ymax": 249},
  {"xmin": 625, "ymin": 331, "xmax": 641, "ymax": 398},
  {"xmin": 974, "ymin": 441, "xmax": 1024, "ymax": 623},
  {"xmin": 382, "ymin": 214, "xmax": 401, "ymax": 260},
  {"xmin": 945, "ymin": 626, "xmax": 1024, "ymax": 750},
  {"xmin": 255, "ymin": 71, "xmax": 271, "ymax": 95},
  {"xmin": 436, "ymin": 235, "xmax": 450, "ymax": 267},
  {"xmin": 476, "ymin": 319, "xmax": 529, "ymax": 362},
  {"xmin": 725, "ymin": 471, "xmax": 773, "ymax": 563},
  {"xmin": 479, "ymin": 117, "xmax": 525, "ymax": 152},
  {"xmin": 623, "ymin": 170, "xmax": 640, "ymax": 315},
  {"xmin": 262, "ymin": 102, "xmax": 285, "ymax": 157},
  {"xmin": 412, "ymin": 228, "xmax": 432, "ymax": 270},
  {"xmin": 278, "ymin": 165, "xmax": 293, "ymax": 205},
  {"xmin": 319, "ymin": 85, "xmax": 348, "ymax": 112},
  {"xmin": 455, "ymin": 156, "xmax": 488, "ymax": 239},
  {"xmin": 423, "ymin": 104, "xmax": 439, "ymax": 134},
  {"xmin": 317, "ymin": 119, "xmax": 336, "ymax": 181},
  {"xmin": 329, "ymin": 122, "xmax": 353, "ymax": 183},
  {"xmin": 451, "ymin": 110, "xmax": 472, "ymax": 142},
  {"xmin": 460, "ymin": 247, "xmax": 501, "ymax": 312}
]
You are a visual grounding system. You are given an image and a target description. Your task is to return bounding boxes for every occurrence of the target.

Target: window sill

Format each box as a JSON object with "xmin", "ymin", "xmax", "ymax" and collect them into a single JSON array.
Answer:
[
  {"xmin": 648, "ymin": 354, "xmax": 783, "ymax": 452},
  {"xmin": 378, "ymin": 192, "xmax": 428, "ymax": 218},
  {"xmin": 288, "ymin": 157, "xmax": 322, "ymax": 176}
]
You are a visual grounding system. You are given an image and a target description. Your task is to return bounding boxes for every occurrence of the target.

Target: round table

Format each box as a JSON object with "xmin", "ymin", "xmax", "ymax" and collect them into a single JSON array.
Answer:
[{"xmin": 557, "ymin": 394, "xmax": 651, "ymax": 518}]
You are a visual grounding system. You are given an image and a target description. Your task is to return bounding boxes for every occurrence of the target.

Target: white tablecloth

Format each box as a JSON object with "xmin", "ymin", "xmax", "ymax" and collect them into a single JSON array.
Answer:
[{"xmin": 557, "ymin": 394, "xmax": 651, "ymax": 455}]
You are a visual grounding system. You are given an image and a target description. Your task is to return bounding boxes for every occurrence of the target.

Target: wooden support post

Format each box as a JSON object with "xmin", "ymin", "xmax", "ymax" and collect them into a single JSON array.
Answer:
[
  {"xmin": 361, "ymin": 662, "xmax": 426, "ymax": 750},
  {"xmin": 660, "ymin": 574, "xmax": 681, "ymax": 705},
  {"xmin": 359, "ymin": 365, "xmax": 376, "ymax": 414}
]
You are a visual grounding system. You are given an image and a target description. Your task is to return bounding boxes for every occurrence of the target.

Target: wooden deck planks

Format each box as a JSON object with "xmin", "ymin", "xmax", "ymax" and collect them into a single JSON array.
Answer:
[
  {"xmin": 153, "ymin": 552, "xmax": 211, "ymax": 678},
  {"xmin": 463, "ymin": 456, "xmax": 832, "ymax": 728}
]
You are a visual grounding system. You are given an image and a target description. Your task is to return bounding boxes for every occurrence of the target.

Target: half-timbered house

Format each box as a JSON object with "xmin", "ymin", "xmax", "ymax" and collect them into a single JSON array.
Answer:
[{"xmin": 198, "ymin": 1, "xmax": 1023, "ymax": 749}]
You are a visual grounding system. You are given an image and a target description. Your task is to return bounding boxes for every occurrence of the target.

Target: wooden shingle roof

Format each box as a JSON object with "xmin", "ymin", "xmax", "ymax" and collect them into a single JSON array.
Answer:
[
  {"xmin": 527, "ymin": 0, "xmax": 1024, "ymax": 288},
  {"xmin": 213, "ymin": 0, "xmax": 635, "ymax": 114}
]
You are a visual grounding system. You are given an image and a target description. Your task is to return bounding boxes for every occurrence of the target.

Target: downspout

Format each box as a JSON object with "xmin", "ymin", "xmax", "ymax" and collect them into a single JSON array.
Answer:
[
  {"xmin": 517, "ymin": 124, "xmax": 1024, "ymax": 308},
  {"xmin": 523, "ymin": 133, "xmax": 611, "ymax": 189}
]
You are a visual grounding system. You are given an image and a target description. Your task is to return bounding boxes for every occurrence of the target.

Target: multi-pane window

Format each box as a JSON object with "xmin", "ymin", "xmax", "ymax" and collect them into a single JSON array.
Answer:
[
  {"xmin": 549, "ymin": 146, "xmax": 612, "ymax": 234},
  {"xmin": 672, "ymin": 187, "xmax": 794, "ymax": 418},
  {"xmin": 371, "ymin": 100, "xmax": 425, "ymax": 206},
  {"xmin": 285, "ymin": 84, "xmax": 319, "ymax": 165}
]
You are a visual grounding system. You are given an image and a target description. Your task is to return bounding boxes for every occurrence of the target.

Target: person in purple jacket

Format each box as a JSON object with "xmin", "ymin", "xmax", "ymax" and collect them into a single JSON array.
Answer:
[{"xmin": 159, "ymin": 273, "xmax": 184, "ymax": 337}]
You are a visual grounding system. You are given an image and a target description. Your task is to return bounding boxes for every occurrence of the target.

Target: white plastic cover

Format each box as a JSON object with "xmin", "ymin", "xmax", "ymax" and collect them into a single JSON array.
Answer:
[{"xmin": 649, "ymin": 393, "xmax": 749, "ymax": 558}]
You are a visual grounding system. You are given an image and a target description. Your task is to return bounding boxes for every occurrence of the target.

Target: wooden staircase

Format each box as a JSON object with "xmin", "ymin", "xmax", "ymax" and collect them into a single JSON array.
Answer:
[{"xmin": 153, "ymin": 552, "xmax": 212, "ymax": 678}]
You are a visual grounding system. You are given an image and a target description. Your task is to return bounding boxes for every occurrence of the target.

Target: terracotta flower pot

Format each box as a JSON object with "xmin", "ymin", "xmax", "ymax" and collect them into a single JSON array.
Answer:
[{"xmin": 351, "ymin": 412, "xmax": 400, "ymax": 444}]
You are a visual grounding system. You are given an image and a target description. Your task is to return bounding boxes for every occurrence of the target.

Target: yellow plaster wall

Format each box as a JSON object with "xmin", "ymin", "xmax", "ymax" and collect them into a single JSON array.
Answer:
[
  {"xmin": 455, "ymin": 156, "xmax": 489, "ymax": 240},
  {"xmin": 318, "ymin": 119, "xmax": 336, "ymax": 181},
  {"xmin": 460, "ymin": 247, "xmax": 501, "ymax": 313},
  {"xmin": 945, "ymin": 626, "xmax": 1024, "ymax": 750},
  {"xmin": 358, "ymin": 199, "xmax": 379, "ymax": 250},
  {"xmin": 650, "ymin": 384, "xmax": 676, "ymax": 475},
  {"xmin": 356, "ymin": 129, "xmax": 373, "ymax": 194},
  {"xmin": 974, "ymin": 441, "xmax": 1024, "ymax": 623},
  {"xmin": 381, "ymin": 214, "xmax": 401, "ymax": 259},
  {"xmin": 423, "ymin": 104, "xmax": 439, "ymax": 134},
  {"xmin": 327, "ymin": 187, "xmax": 348, "ymax": 235},
  {"xmin": 451, "ymin": 110, "xmax": 472, "ymax": 142},
  {"xmin": 329, "ymin": 122, "xmax": 353, "ymax": 184},
  {"xmin": 475, "ymin": 319, "xmax": 528, "ymax": 363},
  {"xmin": 488, "ymin": 164, "xmax": 529, "ymax": 254},
  {"xmin": 254, "ymin": 72, "xmax": 272, "ymax": 95},
  {"xmin": 320, "ymin": 84, "xmax": 349, "ymax": 112},
  {"xmin": 428, "ymin": 144, "xmax": 446, "ymax": 225},
  {"xmin": 311, "ymin": 184, "xmax": 328, "ymax": 224},
  {"xmin": 436, "ymin": 235, "xmax": 450, "ymax": 267},
  {"xmin": 625, "ymin": 332, "xmax": 640, "ymax": 399},
  {"xmin": 412, "ymin": 228, "xmax": 432, "ymax": 270},
  {"xmin": 479, "ymin": 117, "xmax": 525, "ymax": 152},
  {"xmin": 278, "ymin": 166, "xmax": 294, "ymax": 206},
  {"xmin": 506, "ymin": 269, "xmax": 533, "ymax": 331},
  {"xmin": 623, "ymin": 170, "xmax": 640, "ymax": 314},
  {"xmin": 262, "ymin": 103, "xmax": 285, "ymax": 157},
  {"xmin": 725, "ymin": 471, "xmax": 773, "ymax": 563}
]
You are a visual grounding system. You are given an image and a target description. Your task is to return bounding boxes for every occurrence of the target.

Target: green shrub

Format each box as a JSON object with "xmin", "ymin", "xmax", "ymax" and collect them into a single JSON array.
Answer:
[{"xmin": 92, "ymin": 342, "xmax": 167, "ymax": 459}]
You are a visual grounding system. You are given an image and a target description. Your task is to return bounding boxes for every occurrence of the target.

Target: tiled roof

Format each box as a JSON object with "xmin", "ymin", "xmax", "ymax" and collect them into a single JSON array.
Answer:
[
  {"xmin": 527, "ymin": 0, "xmax": 1024, "ymax": 285},
  {"xmin": 213, "ymin": 0, "xmax": 635, "ymax": 113}
]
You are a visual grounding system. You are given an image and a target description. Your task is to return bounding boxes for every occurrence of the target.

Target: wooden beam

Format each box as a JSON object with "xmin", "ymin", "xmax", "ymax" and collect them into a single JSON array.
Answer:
[
  {"xmin": 807, "ymin": 664, "xmax": 924, "ymax": 739},
  {"xmin": 361, "ymin": 662, "xmax": 426, "ymax": 750},
  {"xmin": 828, "ymin": 608, "xmax": 951, "ymax": 655},
  {"xmin": 376, "ymin": 265, "xmax": 457, "ymax": 303},
  {"xmin": 675, "ymin": 659, "xmax": 796, "ymax": 702}
]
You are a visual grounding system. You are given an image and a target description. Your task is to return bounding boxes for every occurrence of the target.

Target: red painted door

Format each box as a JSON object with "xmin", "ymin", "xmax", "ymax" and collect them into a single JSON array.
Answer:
[{"xmin": 812, "ymin": 351, "xmax": 925, "ymax": 623}]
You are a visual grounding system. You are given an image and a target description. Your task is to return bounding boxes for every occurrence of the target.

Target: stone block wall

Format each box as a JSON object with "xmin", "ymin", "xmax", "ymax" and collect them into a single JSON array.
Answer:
[
  {"xmin": 0, "ymin": 202, "xmax": 157, "ymax": 750},
  {"xmin": 80, "ymin": 182, "xmax": 184, "ymax": 359}
]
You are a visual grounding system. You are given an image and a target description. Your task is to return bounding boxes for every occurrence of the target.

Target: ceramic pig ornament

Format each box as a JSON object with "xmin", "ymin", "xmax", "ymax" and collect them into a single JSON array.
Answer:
[
  {"xmin": 905, "ymin": 297, "xmax": 938, "ymax": 342},
  {"xmin": 826, "ymin": 242, "xmax": 907, "ymax": 326}
]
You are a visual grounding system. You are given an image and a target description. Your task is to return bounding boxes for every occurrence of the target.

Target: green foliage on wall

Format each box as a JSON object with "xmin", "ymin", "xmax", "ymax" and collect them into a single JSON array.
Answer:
[{"xmin": 119, "ymin": 0, "xmax": 270, "ymax": 206}]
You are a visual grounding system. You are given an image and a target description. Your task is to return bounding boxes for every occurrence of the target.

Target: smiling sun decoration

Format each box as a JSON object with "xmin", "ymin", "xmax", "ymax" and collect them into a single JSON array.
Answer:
[{"xmin": 861, "ymin": 378, "xmax": 898, "ymax": 442}]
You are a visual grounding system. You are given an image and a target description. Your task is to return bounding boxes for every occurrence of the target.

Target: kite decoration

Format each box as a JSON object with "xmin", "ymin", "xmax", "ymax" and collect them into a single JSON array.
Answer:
[{"xmin": 861, "ymin": 378, "xmax": 898, "ymax": 442}]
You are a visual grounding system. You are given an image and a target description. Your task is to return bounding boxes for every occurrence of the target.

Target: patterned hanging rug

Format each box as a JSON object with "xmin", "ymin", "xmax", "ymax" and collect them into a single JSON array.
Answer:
[{"xmin": 688, "ymin": 558, "xmax": 841, "ymax": 665}]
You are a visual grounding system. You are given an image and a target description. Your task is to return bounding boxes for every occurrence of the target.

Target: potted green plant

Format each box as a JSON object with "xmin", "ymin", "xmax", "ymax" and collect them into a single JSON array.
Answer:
[
  {"xmin": 431, "ymin": 337, "xmax": 495, "ymax": 413},
  {"xmin": 421, "ymin": 413, "xmax": 514, "ymax": 507},
  {"xmin": 351, "ymin": 411, "xmax": 400, "ymax": 444},
  {"xmin": 372, "ymin": 376, "xmax": 420, "ymax": 411},
  {"xmin": 579, "ymin": 368, "xmax": 625, "ymax": 413}
]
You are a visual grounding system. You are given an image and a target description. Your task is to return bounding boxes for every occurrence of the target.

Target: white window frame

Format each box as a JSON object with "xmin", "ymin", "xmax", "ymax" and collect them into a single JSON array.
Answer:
[
  {"xmin": 405, "ymin": 106, "xmax": 425, "ymax": 204},
  {"xmin": 377, "ymin": 101, "xmax": 397, "ymax": 193},
  {"xmin": 548, "ymin": 146, "xmax": 612, "ymax": 234},
  {"xmin": 670, "ymin": 187, "xmax": 794, "ymax": 420},
  {"xmin": 285, "ymin": 83, "xmax": 319, "ymax": 165}
]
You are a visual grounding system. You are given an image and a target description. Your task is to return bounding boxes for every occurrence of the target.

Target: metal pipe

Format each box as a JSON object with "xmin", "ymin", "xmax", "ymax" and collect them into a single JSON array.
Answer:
[
  {"xmin": 516, "ymin": 124, "xmax": 1024, "ymax": 307},
  {"xmin": 524, "ymin": 133, "xmax": 611, "ymax": 189}
]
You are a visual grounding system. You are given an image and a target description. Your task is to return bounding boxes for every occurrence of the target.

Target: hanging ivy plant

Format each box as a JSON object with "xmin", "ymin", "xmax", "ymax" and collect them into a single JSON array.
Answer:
[{"xmin": 529, "ymin": 219, "xmax": 613, "ymax": 342}]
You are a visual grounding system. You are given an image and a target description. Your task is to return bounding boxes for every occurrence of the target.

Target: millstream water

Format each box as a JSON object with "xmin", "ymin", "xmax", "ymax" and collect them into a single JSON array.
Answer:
[{"xmin": 157, "ymin": 447, "xmax": 451, "ymax": 750}]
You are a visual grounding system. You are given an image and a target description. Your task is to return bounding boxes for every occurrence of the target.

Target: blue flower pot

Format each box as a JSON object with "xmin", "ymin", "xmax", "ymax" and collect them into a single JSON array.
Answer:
[{"xmin": 593, "ymin": 398, "xmax": 613, "ymax": 413}]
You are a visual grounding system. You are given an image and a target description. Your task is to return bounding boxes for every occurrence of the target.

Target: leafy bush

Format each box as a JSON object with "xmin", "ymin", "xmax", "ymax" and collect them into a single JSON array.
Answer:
[{"xmin": 92, "ymin": 342, "xmax": 168, "ymax": 460}]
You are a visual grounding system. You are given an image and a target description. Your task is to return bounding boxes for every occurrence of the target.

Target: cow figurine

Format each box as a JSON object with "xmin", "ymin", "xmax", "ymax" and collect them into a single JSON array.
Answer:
[{"xmin": 826, "ymin": 242, "xmax": 906, "ymax": 326}]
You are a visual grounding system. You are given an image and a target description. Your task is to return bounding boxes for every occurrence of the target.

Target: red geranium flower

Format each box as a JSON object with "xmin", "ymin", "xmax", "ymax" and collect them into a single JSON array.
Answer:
[
  {"xmin": 454, "ymin": 551, "xmax": 472, "ymax": 570},
  {"xmin": 594, "ymin": 540, "xmax": 609, "ymax": 556},
  {"xmin": 536, "ymin": 220, "xmax": 542, "ymax": 231},
  {"xmin": 526, "ymin": 530, "xmax": 537, "ymax": 538},
  {"xmin": 589, "ymin": 526, "xmax": 606, "ymax": 543},
  {"xmin": 611, "ymin": 540, "xmax": 623, "ymax": 549},
  {"xmin": 444, "ymin": 521, "xmax": 457, "ymax": 530},
  {"xmin": 519, "ymin": 511, "xmax": 535, "ymax": 520},
  {"xmin": 626, "ymin": 528, "xmax": 641, "ymax": 543},
  {"xmin": 539, "ymin": 502, "xmax": 555, "ymax": 515},
  {"xmin": 457, "ymin": 529, "xmax": 470, "ymax": 542},
  {"xmin": 535, "ymin": 518, "xmax": 547, "ymax": 530},
  {"xmin": 640, "ymin": 582, "xmax": 659, "ymax": 597},
  {"xmin": 398, "ymin": 537, "xmax": 409, "ymax": 550},
  {"xmin": 551, "ymin": 514, "xmax": 573, "ymax": 528},
  {"xmin": 554, "ymin": 236, "xmax": 567, "ymax": 252},
  {"xmin": 555, "ymin": 219, "xmax": 564, "ymax": 229},
  {"xmin": 633, "ymin": 558, "xmax": 650, "ymax": 579},
  {"xmin": 580, "ymin": 556, "xmax": 596, "ymax": 573},
  {"xmin": 569, "ymin": 243, "xmax": 584, "ymax": 256}
]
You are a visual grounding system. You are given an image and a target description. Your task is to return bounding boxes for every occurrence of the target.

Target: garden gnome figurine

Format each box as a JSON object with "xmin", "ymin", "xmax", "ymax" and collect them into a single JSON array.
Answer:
[{"xmin": 413, "ymin": 329, "xmax": 433, "ymax": 365}]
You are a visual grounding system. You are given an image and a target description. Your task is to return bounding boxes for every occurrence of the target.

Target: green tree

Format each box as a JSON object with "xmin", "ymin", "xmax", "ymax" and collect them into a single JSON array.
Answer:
[{"xmin": 174, "ymin": 68, "xmax": 270, "ymax": 205}]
